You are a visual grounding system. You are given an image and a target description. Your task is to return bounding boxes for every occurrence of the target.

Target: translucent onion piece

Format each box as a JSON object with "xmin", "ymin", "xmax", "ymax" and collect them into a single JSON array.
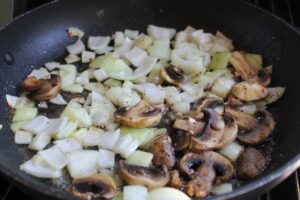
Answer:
[
  {"xmin": 66, "ymin": 39, "xmax": 85, "ymax": 55},
  {"xmin": 38, "ymin": 145, "xmax": 67, "ymax": 170},
  {"xmin": 68, "ymin": 27, "xmax": 84, "ymax": 38},
  {"xmin": 124, "ymin": 47, "xmax": 148, "ymax": 67},
  {"xmin": 124, "ymin": 29, "xmax": 139, "ymax": 40},
  {"xmin": 147, "ymin": 25, "xmax": 176, "ymax": 40},
  {"xmin": 123, "ymin": 185, "xmax": 148, "ymax": 200},
  {"xmin": 76, "ymin": 70, "xmax": 90, "ymax": 85},
  {"xmin": 81, "ymin": 51, "xmax": 96, "ymax": 63},
  {"xmin": 98, "ymin": 149, "xmax": 115, "ymax": 168},
  {"xmin": 14, "ymin": 130, "xmax": 32, "ymax": 144},
  {"xmin": 20, "ymin": 159, "xmax": 62, "ymax": 178},
  {"xmin": 49, "ymin": 93, "xmax": 67, "ymax": 105},
  {"xmin": 23, "ymin": 115, "xmax": 50, "ymax": 135},
  {"xmin": 28, "ymin": 68, "xmax": 50, "ymax": 79},
  {"xmin": 45, "ymin": 62, "xmax": 60, "ymax": 71},
  {"xmin": 54, "ymin": 138, "xmax": 82, "ymax": 154},
  {"xmin": 212, "ymin": 183, "xmax": 233, "ymax": 195},
  {"xmin": 88, "ymin": 36, "xmax": 110, "ymax": 50}
]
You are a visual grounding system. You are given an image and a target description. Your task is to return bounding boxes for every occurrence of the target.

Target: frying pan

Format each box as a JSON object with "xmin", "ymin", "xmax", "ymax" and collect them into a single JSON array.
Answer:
[{"xmin": 0, "ymin": 0, "xmax": 300, "ymax": 199}]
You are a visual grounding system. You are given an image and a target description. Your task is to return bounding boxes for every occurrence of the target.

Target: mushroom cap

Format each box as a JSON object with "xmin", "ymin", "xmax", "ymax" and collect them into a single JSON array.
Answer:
[
  {"xmin": 150, "ymin": 134, "xmax": 176, "ymax": 169},
  {"xmin": 173, "ymin": 117, "xmax": 205, "ymax": 134},
  {"xmin": 191, "ymin": 97, "xmax": 224, "ymax": 120},
  {"xmin": 232, "ymin": 81, "xmax": 268, "ymax": 101},
  {"xmin": 161, "ymin": 66, "xmax": 184, "ymax": 85},
  {"xmin": 226, "ymin": 108, "xmax": 275, "ymax": 145},
  {"xmin": 69, "ymin": 173, "xmax": 117, "ymax": 200},
  {"xmin": 189, "ymin": 108, "xmax": 225, "ymax": 151},
  {"xmin": 114, "ymin": 100, "xmax": 163, "ymax": 128},
  {"xmin": 215, "ymin": 114, "xmax": 238, "ymax": 149},
  {"xmin": 253, "ymin": 66, "xmax": 272, "ymax": 86},
  {"xmin": 237, "ymin": 147, "xmax": 267, "ymax": 179},
  {"xmin": 170, "ymin": 129, "xmax": 191, "ymax": 151},
  {"xmin": 21, "ymin": 74, "xmax": 61, "ymax": 101},
  {"xmin": 179, "ymin": 151, "xmax": 234, "ymax": 184},
  {"xmin": 116, "ymin": 160, "xmax": 170, "ymax": 189}
]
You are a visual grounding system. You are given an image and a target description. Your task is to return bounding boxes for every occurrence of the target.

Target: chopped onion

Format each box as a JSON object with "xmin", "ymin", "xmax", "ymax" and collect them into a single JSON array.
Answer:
[
  {"xmin": 38, "ymin": 102, "xmax": 48, "ymax": 109},
  {"xmin": 12, "ymin": 107, "xmax": 38, "ymax": 122},
  {"xmin": 125, "ymin": 150, "xmax": 153, "ymax": 167},
  {"xmin": 190, "ymin": 30, "xmax": 213, "ymax": 51},
  {"xmin": 81, "ymin": 51, "xmax": 96, "ymax": 63},
  {"xmin": 148, "ymin": 39, "xmax": 171, "ymax": 61},
  {"xmin": 124, "ymin": 29, "xmax": 139, "ymax": 40},
  {"xmin": 55, "ymin": 120, "xmax": 78, "ymax": 139},
  {"xmin": 171, "ymin": 101, "xmax": 191, "ymax": 114},
  {"xmin": 38, "ymin": 145, "xmax": 67, "ymax": 170},
  {"xmin": 62, "ymin": 84, "xmax": 84, "ymax": 93},
  {"xmin": 123, "ymin": 185, "xmax": 148, "ymax": 200},
  {"xmin": 28, "ymin": 68, "xmax": 50, "ymax": 79},
  {"xmin": 147, "ymin": 187, "xmax": 191, "ymax": 200},
  {"xmin": 23, "ymin": 115, "xmax": 50, "ymax": 135},
  {"xmin": 49, "ymin": 93, "xmax": 67, "ymax": 105},
  {"xmin": 68, "ymin": 27, "xmax": 84, "ymax": 38},
  {"xmin": 67, "ymin": 150, "xmax": 99, "ymax": 178},
  {"xmin": 114, "ymin": 134, "xmax": 139, "ymax": 158},
  {"xmin": 265, "ymin": 87, "xmax": 286, "ymax": 104},
  {"xmin": 81, "ymin": 128, "xmax": 104, "ymax": 146},
  {"xmin": 134, "ymin": 33, "xmax": 153, "ymax": 49},
  {"xmin": 98, "ymin": 129, "xmax": 121, "ymax": 150},
  {"xmin": 94, "ymin": 46, "xmax": 114, "ymax": 55},
  {"xmin": 239, "ymin": 103, "xmax": 257, "ymax": 114},
  {"xmin": 45, "ymin": 62, "xmax": 60, "ymax": 71},
  {"xmin": 10, "ymin": 121, "xmax": 28, "ymax": 133},
  {"xmin": 114, "ymin": 37, "xmax": 134, "ymax": 56},
  {"xmin": 76, "ymin": 70, "xmax": 90, "ymax": 85},
  {"xmin": 6, "ymin": 94, "xmax": 19, "ymax": 108},
  {"xmin": 14, "ymin": 130, "xmax": 32, "ymax": 144},
  {"xmin": 147, "ymin": 25, "xmax": 176, "ymax": 40},
  {"xmin": 84, "ymin": 82, "xmax": 106, "ymax": 94},
  {"xmin": 61, "ymin": 101, "xmax": 92, "ymax": 127},
  {"xmin": 59, "ymin": 64, "xmax": 77, "ymax": 88},
  {"xmin": 114, "ymin": 31, "xmax": 125, "ymax": 47},
  {"xmin": 135, "ymin": 83, "xmax": 166, "ymax": 104},
  {"xmin": 29, "ymin": 132, "xmax": 51, "ymax": 151},
  {"xmin": 212, "ymin": 183, "xmax": 233, "ymax": 195},
  {"xmin": 54, "ymin": 138, "xmax": 82, "ymax": 153},
  {"xmin": 94, "ymin": 68, "xmax": 108, "ymax": 82},
  {"xmin": 88, "ymin": 36, "xmax": 110, "ymax": 50},
  {"xmin": 65, "ymin": 54, "xmax": 80, "ymax": 64},
  {"xmin": 20, "ymin": 159, "xmax": 62, "ymax": 178},
  {"xmin": 174, "ymin": 31, "xmax": 189, "ymax": 48},
  {"xmin": 98, "ymin": 149, "xmax": 115, "ymax": 168},
  {"xmin": 105, "ymin": 86, "xmax": 123, "ymax": 105},
  {"xmin": 66, "ymin": 39, "xmax": 85, "ymax": 55},
  {"xmin": 124, "ymin": 47, "xmax": 148, "ymax": 67},
  {"xmin": 218, "ymin": 142, "xmax": 244, "ymax": 162}
]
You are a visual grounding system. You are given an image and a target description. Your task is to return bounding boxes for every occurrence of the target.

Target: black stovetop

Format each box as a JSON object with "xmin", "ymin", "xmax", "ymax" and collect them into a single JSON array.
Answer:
[{"xmin": 0, "ymin": 0, "xmax": 299, "ymax": 200}]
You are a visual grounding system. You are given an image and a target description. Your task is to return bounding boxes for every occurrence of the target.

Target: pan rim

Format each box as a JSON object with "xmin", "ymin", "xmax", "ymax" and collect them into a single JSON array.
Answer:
[{"xmin": 0, "ymin": 0, "xmax": 299, "ymax": 199}]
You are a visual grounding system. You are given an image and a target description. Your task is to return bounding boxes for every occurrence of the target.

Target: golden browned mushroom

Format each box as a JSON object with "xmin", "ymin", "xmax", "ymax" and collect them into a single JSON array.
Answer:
[
  {"xmin": 231, "ymin": 81, "xmax": 268, "ymax": 101},
  {"xmin": 150, "ymin": 134, "xmax": 176, "ymax": 169},
  {"xmin": 226, "ymin": 107, "xmax": 275, "ymax": 145},
  {"xmin": 21, "ymin": 74, "xmax": 61, "ymax": 101},
  {"xmin": 161, "ymin": 66, "xmax": 185, "ymax": 85},
  {"xmin": 69, "ymin": 174, "xmax": 117, "ymax": 200},
  {"xmin": 189, "ymin": 108, "xmax": 225, "ymax": 151},
  {"xmin": 179, "ymin": 151, "xmax": 234, "ymax": 198},
  {"xmin": 116, "ymin": 160, "xmax": 169, "ymax": 189},
  {"xmin": 191, "ymin": 97, "xmax": 224, "ymax": 120},
  {"xmin": 114, "ymin": 101, "xmax": 164, "ymax": 128},
  {"xmin": 173, "ymin": 117, "xmax": 205, "ymax": 134},
  {"xmin": 215, "ymin": 114, "xmax": 238, "ymax": 149},
  {"xmin": 169, "ymin": 170, "xmax": 184, "ymax": 189}
]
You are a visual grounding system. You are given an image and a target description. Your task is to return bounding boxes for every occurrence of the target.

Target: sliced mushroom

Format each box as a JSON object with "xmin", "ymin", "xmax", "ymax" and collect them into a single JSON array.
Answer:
[
  {"xmin": 215, "ymin": 114, "xmax": 238, "ymax": 149},
  {"xmin": 237, "ymin": 147, "xmax": 267, "ymax": 179},
  {"xmin": 189, "ymin": 108, "xmax": 225, "ymax": 151},
  {"xmin": 226, "ymin": 107, "xmax": 275, "ymax": 144},
  {"xmin": 191, "ymin": 97, "xmax": 224, "ymax": 120},
  {"xmin": 173, "ymin": 117, "xmax": 205, "ymax": 134},
  {"xmin": 150, "ymin": 134, "xmax": 176, "ymax": 169},
  {"xmin": 69, "ymin": 173, "xmax": 116, "ymax": 200},
  {"xmin": 169, "ymin": 170, "xmax": 184, "ymax": 189},
  {"xmin": 179, "ymin": 151, "xmax": 234, "ymax": 198},
  {"xmin": 161, "ymin": 66, "xmax": 184, "ymax": 85},
  {"xmin": 255, "ymin": 66, "xmax": 272, "ymax": 86},
  {"xmin": 116, "ymin": 160, "xmax": 169, "ymax": 189},
  {"xmin": 21, "ymin": 74, "xmax": 61, "ymax": 101},
  {"xmin": 114, "ymin": 100, "xmax": 164, "ymax": 128},
  {"xmin": 170, "ymin": 129, "xmax": 191, "ymax": 151},
  {"xmin": 232, "ymin": 81, "xmax": 268, "ymax": 101}
]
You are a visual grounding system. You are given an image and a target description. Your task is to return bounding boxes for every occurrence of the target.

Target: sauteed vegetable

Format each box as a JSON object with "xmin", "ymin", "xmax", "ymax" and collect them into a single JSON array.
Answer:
[{"xmin": 6, "ymin": 25, "xmax": 285, "ymax": 199}]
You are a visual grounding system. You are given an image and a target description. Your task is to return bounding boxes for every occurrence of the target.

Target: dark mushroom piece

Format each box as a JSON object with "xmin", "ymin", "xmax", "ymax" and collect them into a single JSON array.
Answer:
[
  {"xmin": 116, "ymin": 160, "xmax": 169, "ymax": 189},
  {"xmin": 226, "ymin": 107, "xmax": 275, "ymax": 145},
  {"xmin": 69, "ymin": 174, "xmax": 116, "ymax": 200},
  {"xmin": 150, "ymin": 134, "xmax": 176, "ymax": 169},
  {"xmin": 170, "ymin": 129, "xmax": 191, "ymax": 151},
  {"xmin": 179, "ymin": 151, "xmax": 234, "ymax": 198},
  {"xmin": 21, "ymin": 74, "xmax": 61, "ymax": 101},
  {"xmin": 237, "ymin": 147, "xmax": 267, "ymax": 179},
  {"xmin": 161, "ymin": 66, "xmax": 184, "ymax": 85},
  {"xmin": 169, "ymin": 170, "xmax": 184, "ymax": 189},
  {"xmin": 215, "ymin": 114, "xmax": 238, "ymax": 149},
  {"xmin": 191, "ymin": 97, "xmax": 224, "ymax": 120},
  {"xmin": 114, "ymin": 100, "xmax": 164, "ymax": 128},
  {"xmin": 173, "ymin": 117, "xmax": 205, "ymax": 134},
  {"xmin": 189, "ymin": 108, "xmax": 225, "ymax": 151}
]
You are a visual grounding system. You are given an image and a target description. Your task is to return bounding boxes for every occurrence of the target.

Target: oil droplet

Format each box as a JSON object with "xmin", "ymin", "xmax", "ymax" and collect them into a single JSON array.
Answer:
[{"xmin": 3, "ymin": 52, "xmax": 15, "ymax": 65}]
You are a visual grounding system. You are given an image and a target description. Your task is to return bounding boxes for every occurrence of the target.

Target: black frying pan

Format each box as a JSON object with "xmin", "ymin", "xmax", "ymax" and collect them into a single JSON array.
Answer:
[{"xmin": 0, "ymin": 0, "xmax": 300, "ymax": 199}]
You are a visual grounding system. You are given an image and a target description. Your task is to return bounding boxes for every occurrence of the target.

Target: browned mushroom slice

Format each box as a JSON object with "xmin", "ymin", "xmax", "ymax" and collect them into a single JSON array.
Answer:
[
  {"xmin": 189, "ymin": 108, "xmax": 225, "ymax": 151},
  {"xmin": 255, "ymin": 66, "xmax": 272, "ymax": 86},
  {"xmin": 169, "ymin": 170, "xmax": 184, "ymax": 189},
  {"xmin": 179, "ymin": 151, "xmax": 234, "ymax": 198},
  {"xmin": 191, "ymin": 97, "xmax": 223, "ymax": 120},
  {"xmin": 114, "ymin": 101, "xmax": 164, "ymax": 128},
  {"xmin": 232, "ymin": 81, "xmax": 268, "ymax": 101},
  {"xmin": 226, "ymin": 107, "xmax": 275, "ymax": 145},
  {"xmin": 150, "ymin": 134, "xmax": 175, "ymax": 169},
  {"xmin": 161, "ymin": 66, "xmax": 184, "ymax": 85},
  {"xmin": 173, "ymin": 117, "xmax": 205, "ymax": 134},
  {"xmin": 215, "ymin": 114, "xmax": 238, "ymax": 149},
  {"xmin": 170, "ymin": 129, "xmax": 191, "ymax": 151},
  {"xmin": 21, "ymin": 74, "xmax": 61, "ymax": 101},
  {"xmin": 116, "ymin": 160, "xmax": 169, "ymax": 189},
  {"xmin": 69, "ymin": 174, "xmax": 116, "ymax": 200},
  {"xmin": 236, "ymin": 147, "xmax": 267, "ymax": 179}
]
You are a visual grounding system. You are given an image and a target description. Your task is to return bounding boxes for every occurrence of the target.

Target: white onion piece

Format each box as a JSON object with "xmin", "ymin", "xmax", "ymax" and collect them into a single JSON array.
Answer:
[
  {"xmin": 239, "ymin": 103, "xmax": 257, "ymax": 114},
  {"xmin": 76, "ymin": 70, "xmax": 90, "ymax": 85},
  {"xmin": 265, "ymin": 87, "xmax": 286, "ymax": 104},
  {"xmin": 174, "ymin": 32, "xmax": 189, "ymax": 48},
  {"xmin": 124, "ymin": 185, "xmax": 148, "ymax": 200},
  {"xmin": 83, "ymin": 82, "xmax": 106, "ymax": 94},
  {"xmin": 148, "ymin": 39, "xmax": 171, "ymax": 61},
  {"xmin": 184, "ymin": 25, "xmax": 196, "ymax": 33},
  {"xmin": 147, "ymin": 25, "xmax": 176, "ymax": 40},
  {"xmin": 147, "ymin": 187, "xmax": 191, "ymax": 200},
  {"xmin": 65, "ymin": 54, "xmax": 80, "ymax": 64},
  {"xmin": 124, "ymin": 47, "xmax": 148, "ymax": 67},
  {"xmin": 105, "ymin": 86, "xmax": 123, "ymax": 105},
  {"xmin": 114, "ymin": 31, "xmax": 125, "ymax": 47},
  {"xmin": 45, "ymin": 62, "xmax": 60, "ymax": 71},
  {"xmin": 88, "ymin": 36, "xmax": 110, "ymax": 50},
  {"xmin": 23, "ymin": 115, "xmax": 50, "ymax": 135},
  {"xmin": 49, "ymin": 93, "xmax": 67, "ymax": 105},
  {"xmin": 114, "ymin": 37, "xmax": 134, "ymax": 56},
  {"xmin": 82, "ymin": 128, "xmax": 104, "ymax": 146},
  {"xmin": 14, "ymin": 130, "xmax": 32, "ymax": 144},
  {"xmin": 0, "ymin": 124, "xmax": 2, "ymax": 131},
  {"xmin": 212, "ymin": 183, "xmax": 233, "ymax": 195},
  {"xmin": 135, "ymin": 83, "xmax": 166, "ymax": 104},
  {"xmin": 125, "ymin": 150, "xmax": 153, "ymax": 167},
  {"xmin": 20, "ymin": 159, "xmax": 62, "ymax": 178},
  {"xmin": 66, "ymin": 39, "xmax": 85, "ymax": 55},
  {"xmin": 164, "ymin": 87, "xmax": 182, "ymax": 105},
  {"xmin": 98, "ymin": 129, "xmax": 121, "ymax": 150},
  {"xmin": 114, "ymin": 135, "xmax": 139, "ymax": 158},
  {"xmin": 98, "ymin": 149, "xmax": 115, "ymax": 169},
  {"xmin": 29, "ymin": 133, "xmax": 51, "ymax": 151},
  {"xmin": 68, "ymin": 27, "xmax": 84, "ymax": 38},
  {"xmin": 28, "ymin": 68, "xmax": 50, "ymax": 79},
  {"xmin": 218, "ymin": 142, "xmax": 244, "ymax": 162},
  {"xmin": 171, "ymin": 101, "xmax": 191, "ymax": 114},
  {"xmin": 61, "ymin": 101, "xmax": 92, "ymax": 127},
  {"xmin": 38, "ymin": 102, "xmax": 48, "ymax": 109},
  {"xmin": 6, "ymin": 94, "xmax": 19, "ymax": 108},
  {"xmin": 38, "ymin": 145, "xmax": 67, "ymax": 170},
  {"xmin": 54, "ymin": 138, "xmax": 82, "ymax": 154},
  {"xmin": 190, "ymin": 30, "xmax": 213, "ymax": 51},
  {"xmin": 59, "ymin": 64, "xmax": 77, "ymax": 88},
  {"xmin": 94, "ymin": 69, "xmax": 108, "ymax": 82},
  {"xmin": 62, "ymin": 84, "xmax": 84, "ymax": 93},
  {"xmin": 94, "ymin": 46, "xmax": 114, "ymax": 55},
  {"xmin": 81, "ymin": 51, "xmax": 96, "ymax": 63},
  {"xmin": 55, "ymin": 120, "xmax": 78, "ymax": 139},
  {"xmin": 124, "ymin": 29, "xmax": 139, "ymax": 40},
  {"xmin": 67, "ymin": 150, "xmax": 99, "ymax": 178}
]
